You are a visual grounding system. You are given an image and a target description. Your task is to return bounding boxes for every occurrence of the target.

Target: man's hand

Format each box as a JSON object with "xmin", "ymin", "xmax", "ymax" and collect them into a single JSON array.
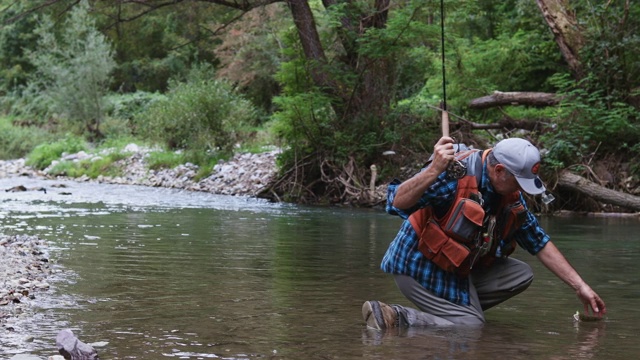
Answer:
[
  {"xmin": 431, "ymin": 136, "xmax": 456, "ymax": 174},
  {"xmin": 391, "ymin": 136, "xmax": 456, "ymax": 210},
  {"xmin": 577, "ymin": 283, "xmax": 607, "ymax": 317}
]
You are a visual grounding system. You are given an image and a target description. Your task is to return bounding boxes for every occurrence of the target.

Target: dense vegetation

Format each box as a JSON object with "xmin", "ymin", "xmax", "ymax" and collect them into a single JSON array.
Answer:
[{"xmin": 0, "ymin": 0, "xmax": 638, "ymax": 211}]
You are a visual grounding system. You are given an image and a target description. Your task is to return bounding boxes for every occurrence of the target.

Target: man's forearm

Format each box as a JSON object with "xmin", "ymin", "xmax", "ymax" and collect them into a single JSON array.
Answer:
[
  {"xmin": 393, "ymin": 136, "xmax": 455, "ymax": 210},
  {"xmin": 536, "ymin": 241, "xmax": 586, "ymax": 291},
  {"xmin": 392, "ymin": 165, "xmax": 441, "ymax": 209}
]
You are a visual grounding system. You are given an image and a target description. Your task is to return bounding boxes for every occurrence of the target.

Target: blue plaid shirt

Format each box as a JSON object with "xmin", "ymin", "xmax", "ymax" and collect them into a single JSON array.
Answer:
[{"xmin": 381, "ymin": 161, "xmax": 550, "ymax": 306}]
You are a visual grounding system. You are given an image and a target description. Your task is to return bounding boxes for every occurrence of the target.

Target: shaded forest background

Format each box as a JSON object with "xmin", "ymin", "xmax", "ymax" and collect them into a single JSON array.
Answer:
[{"xmin": 0, "ymin": 0, "xmax": 638, "ymax": 213}]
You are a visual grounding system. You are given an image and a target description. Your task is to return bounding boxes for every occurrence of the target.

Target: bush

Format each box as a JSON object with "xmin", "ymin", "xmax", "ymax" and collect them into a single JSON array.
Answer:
[
  {"xmin": 543, "ymin": 73, "xmax": 640, "ymax": 171},
  {"xmin": 105, "ymin": 91, "xmax": 166, "ymax": 122},
  {"xmin": 135, "ymin": 65, "xmax": 257, "ymax": 154},
  {"xmin": 0, "ymin": 116, "xmax": 54, "ymax": 159}
]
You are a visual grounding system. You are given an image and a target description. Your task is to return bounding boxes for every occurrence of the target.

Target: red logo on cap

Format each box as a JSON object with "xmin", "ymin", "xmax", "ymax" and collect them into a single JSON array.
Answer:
[{"xmin": 531, "ymin": 162, "xmax": 540, "ymax": 175}]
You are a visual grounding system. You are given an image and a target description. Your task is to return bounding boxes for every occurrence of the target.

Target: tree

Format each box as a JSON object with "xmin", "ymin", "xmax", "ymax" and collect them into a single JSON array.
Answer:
[
  {"xmin": 23, "ymin": 0, "xmax": 116, "ymax": 140},
  {"xmin": 11, "ymin": 0, "xmax": 640, "ymax": 208},
  {"xmin": 14, "ymin": 0, "xmax": 436, "ymax": 204},
  {"xmin": 0, "ymin": 2, "xmax": 40, "ymax": 98},
  {"xmin": 535, "ymin": 0, "xmax": 585, "ymax": 79}
]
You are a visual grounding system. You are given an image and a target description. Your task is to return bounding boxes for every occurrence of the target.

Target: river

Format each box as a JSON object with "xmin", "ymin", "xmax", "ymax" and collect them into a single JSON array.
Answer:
[{"xmin": 0, "ymin": 176, "xmax": 639, "ymax": 359}]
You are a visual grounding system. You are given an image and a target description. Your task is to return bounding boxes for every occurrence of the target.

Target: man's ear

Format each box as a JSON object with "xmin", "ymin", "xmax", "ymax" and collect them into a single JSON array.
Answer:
[{"xmin": 494, "ymin": 164, "xmax": 511, "ymax": 177}]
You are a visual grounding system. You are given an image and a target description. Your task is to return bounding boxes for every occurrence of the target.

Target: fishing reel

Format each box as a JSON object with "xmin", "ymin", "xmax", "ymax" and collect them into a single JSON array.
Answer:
[
  {"xmin": 446, "ymin": 160, "xmax": 467, "ymax": 180},
  {"xmin": 445, "ymin": 140, "xmax": 467, "ymax": 180}
]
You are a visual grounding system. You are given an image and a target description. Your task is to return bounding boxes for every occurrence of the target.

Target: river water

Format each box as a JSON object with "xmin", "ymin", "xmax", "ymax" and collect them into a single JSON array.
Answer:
[{"xmin": 0, "ymin": 177, "xmax": 639, "ymax": 359}]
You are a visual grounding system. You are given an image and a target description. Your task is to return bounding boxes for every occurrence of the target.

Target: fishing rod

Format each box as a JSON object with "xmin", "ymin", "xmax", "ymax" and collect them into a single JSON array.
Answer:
[{"xmin": 439, "ymin": 0, "xmax": 466, "ymax": 179}]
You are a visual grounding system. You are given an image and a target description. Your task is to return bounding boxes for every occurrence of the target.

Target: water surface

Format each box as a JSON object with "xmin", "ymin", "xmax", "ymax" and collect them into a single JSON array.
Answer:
[{"xmin": 0, "ymin": 177, "xmax": 638, "ymax": 359}]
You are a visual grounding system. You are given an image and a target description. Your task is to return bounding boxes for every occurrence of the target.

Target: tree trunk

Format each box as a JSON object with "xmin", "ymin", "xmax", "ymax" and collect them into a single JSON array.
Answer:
[
  {"xmin": 469, "ymin": 91, "xmax": 562, "ymax": 109},
  {"xmin": 286, "ymin": 0, "xmax": 336, "ymax": 93},
  {"xmin": 557, "ymin": 170, "xmax": 640, "ymax": 212},
  {"xmin": 535, "ymin": 0, "xmax": 585, "ymax": 79}
]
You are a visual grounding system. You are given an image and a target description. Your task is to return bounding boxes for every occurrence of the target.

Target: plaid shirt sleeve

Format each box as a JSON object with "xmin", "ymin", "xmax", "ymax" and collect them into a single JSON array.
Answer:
[
  {"xmin": 512, "ymin": 193, "xmax": 551, "ymax": 255},
  {"xmin": 386, "ymin": 170, "xmax": 458, "ymax": 219}
]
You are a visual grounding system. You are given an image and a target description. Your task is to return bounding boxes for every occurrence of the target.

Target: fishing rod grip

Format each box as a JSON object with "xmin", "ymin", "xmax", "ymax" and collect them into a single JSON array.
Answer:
[{"xmin": 442, "ymin": 110, "xmax": 450, "ymax": 138}]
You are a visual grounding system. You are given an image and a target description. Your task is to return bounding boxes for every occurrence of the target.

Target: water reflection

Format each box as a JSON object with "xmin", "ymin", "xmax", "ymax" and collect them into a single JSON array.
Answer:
[
  {"xmin": 0, "ymin": 179, "xmax": 638, "ymax": 359},
  {"xmin": 360, "ymin": 320, "xmax": 609, "ymax": 360}
]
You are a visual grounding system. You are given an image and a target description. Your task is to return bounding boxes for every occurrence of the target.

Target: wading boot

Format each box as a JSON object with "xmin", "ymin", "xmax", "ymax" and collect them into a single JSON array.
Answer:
[{"xmin": 362, "ymin": 300, "xmax": 398, "ymax": 330}]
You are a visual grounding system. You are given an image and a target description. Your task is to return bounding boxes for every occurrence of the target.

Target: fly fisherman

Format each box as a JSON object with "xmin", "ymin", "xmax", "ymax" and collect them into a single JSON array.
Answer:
[{"xmin": 362, "ymin": 136, "xmax": 606, "ymax": 329}]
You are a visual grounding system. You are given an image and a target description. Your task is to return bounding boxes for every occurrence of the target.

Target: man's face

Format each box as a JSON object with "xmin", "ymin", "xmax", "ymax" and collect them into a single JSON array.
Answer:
[{"xmin": 491, "ymin": 164, "xmax": 521, "ymax": 195}]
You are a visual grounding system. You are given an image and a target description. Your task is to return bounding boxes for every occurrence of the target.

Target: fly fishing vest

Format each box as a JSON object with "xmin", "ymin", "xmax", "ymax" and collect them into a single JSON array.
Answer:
[{"xmin": 408, "ymin": 149, "xmax": 528, "ymax": 277}]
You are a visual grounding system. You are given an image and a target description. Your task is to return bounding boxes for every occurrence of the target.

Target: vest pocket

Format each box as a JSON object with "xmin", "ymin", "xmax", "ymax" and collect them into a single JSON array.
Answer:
[
  {"xmin": 418, "ymin": 220, "xmax": 470, "ymax": 273},
  {"xmin": 443, "ymin": 198, "xmax": 484, "ymax": 244}
]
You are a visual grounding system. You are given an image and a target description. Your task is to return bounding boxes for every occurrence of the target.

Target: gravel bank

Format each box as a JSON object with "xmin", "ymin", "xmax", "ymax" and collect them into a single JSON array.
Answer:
[
  {"xmin": 0, "ymin": 145, "xmax": 281, "ymax": 358},
  {"xmin": 0, "ymin": 235, "xmax": 53, "ymax": 335},
  {"xmin": 0, "ymin": 235, "xmax": 52, "ymax": 312},
  {"xmin": 1, "ymin": 145, "xmax": 281, "ymax": 197}
]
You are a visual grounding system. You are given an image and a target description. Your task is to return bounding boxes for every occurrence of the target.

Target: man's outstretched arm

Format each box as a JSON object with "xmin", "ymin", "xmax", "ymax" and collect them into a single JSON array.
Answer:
[{"xmin": 536, "ymin": 241, "xmax": 607, "ymax": 316}]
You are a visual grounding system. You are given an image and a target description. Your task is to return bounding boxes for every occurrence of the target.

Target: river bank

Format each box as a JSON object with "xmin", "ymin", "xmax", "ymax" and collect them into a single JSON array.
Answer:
[
  {"xmin": 0, "ymin": 235, "xmax": 57, "ymax": 359},
  {"xmin": 0, "ymin": 144, "xmax": 283, "ymax": 198},
  {"xmin": 0, "ymin": 235, "xmax": 52, "ymax": 321},
  {"xmin": 0, "ymin": 145, "xmax": 287, "ymax": 359}
]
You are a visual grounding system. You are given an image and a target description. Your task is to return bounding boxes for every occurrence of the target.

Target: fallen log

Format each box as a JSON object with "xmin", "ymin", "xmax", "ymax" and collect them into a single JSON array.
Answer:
[
  {"xmin": 469, "ymin": 91, "xmax": 562, "ymax": 109},
  {"xmin": 458, "ymin": 117, "xmax": 550, "ymax": 131},
  {"xmin": 557, "ymin": 170, "xmax": 640, "ymax": 212}
]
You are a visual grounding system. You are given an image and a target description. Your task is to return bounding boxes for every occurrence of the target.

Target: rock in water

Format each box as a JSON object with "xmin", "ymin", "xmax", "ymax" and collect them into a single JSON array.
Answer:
[{"xmin": 56, "ymin": 329, "xmax": 99, "ymax": 360}]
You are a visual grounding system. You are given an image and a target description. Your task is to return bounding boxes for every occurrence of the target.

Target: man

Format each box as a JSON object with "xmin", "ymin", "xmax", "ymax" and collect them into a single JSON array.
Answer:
[{"xmin": 362, "ymin": 137, "xmax": 606, "ymax": 329}]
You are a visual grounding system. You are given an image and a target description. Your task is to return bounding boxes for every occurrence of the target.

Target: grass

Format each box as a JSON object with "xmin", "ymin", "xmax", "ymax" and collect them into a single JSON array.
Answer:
[{"xmin": 2, "ymin": 112, "xmax": 277, "ymax": 181}]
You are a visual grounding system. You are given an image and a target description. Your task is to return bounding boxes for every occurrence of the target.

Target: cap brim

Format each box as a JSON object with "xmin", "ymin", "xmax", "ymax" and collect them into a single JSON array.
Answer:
[{"xmin": 515, "ymin": 176, "xmax": 546, "ymax": 195}]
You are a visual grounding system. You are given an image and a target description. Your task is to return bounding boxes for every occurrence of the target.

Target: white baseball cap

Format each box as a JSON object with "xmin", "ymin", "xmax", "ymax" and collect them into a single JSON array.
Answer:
[{"xmin": 493, "ymin": 138, "xmax": 545, "ymax": 195}]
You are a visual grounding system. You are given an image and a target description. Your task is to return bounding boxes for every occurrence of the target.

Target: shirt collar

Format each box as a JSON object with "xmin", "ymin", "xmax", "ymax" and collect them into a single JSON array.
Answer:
[{"xmin": 481, "ymin": 160, "xmax": 499, "ymax": 212}]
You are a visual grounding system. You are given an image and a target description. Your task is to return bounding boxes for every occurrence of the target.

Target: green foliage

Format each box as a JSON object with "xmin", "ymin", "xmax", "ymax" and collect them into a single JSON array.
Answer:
[
  {"xmin": 135, "ymin": 64, "xmax": 257, "ymax": 153},
  {"xmin": 146, "ymin": 150, "xmax": 226, "ymax": 180},
  {"xmin": 0, "ymin": 3, "xmax": 39, "ymax": 96},
  {"xmin": 542, "ymin": 73, "xmax": 640, "ymax": 170},
  {"xmin": 20, "ymin": 0, "xmax": 116, "ymax": 138},
  {"xmin": 539, "ymin": 2, "xmax": 640, "ymax": 173},
  {"xmin": 46, "ymin": 156, "xmax": 123, "ymax": 179},
  {"xmin": 145, "ymin": 151, "xmax": 186, "ymax": 170},
  {"xmin": 272, "ymin": 3, "xmax": 439, "ymax": 174},
  {"xmin": 213, "ymin": 5, "xmax": 287, "ymax": 118},
  {"xmin": 98, "ymin": 2, "xmax": 219, "ymax": 93},
  {"xmin": 271, "ymin": 91, "xmax": 336, "ymax": 151},
  {"xmin": 105, "ymin": 91, "xmax": 166, "ymax": 121},
  {"xmin": 102, "ymin": 91, "xmax": 166, "ymax": 139},
  {"xmin": 577, "ymin": 1, "xmax": 640, "ymax": 105},
  {"xmin": 0, "ymin": 116, "xmax": 54, "ymax": 159},
  {"xmin": 420, "ymin": 29, "xmax": 561, "ymax": 117},
  {"xmin": 25, "ymin": 135, "xmax": 88, "ymax": 170}
]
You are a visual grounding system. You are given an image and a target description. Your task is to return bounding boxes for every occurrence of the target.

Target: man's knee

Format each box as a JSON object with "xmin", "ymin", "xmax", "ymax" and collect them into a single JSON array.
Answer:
[{"xmin": 511, "ymin": 260, "xmax": 534, "ymax": 292}]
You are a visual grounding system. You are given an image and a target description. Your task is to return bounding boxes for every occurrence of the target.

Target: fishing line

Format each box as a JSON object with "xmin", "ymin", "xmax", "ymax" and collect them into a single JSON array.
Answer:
[{"xmin": 440, "ymin": 0, "xmax": 447, "ymax": 111}]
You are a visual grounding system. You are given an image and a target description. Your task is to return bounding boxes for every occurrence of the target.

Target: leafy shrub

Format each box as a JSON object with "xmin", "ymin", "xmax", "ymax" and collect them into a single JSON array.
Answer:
[
  {"xmin": 0, "ymin": 116, "xmax": 54, "ymax": 159},
  {"xmin": 105, "ymin": 91, "xmax": 166, "ymax": 122},
  {"xmin": 102, "ymin": 91, "xmax": 164, "ymax": 139},
  {"xmin": 543, "ymin": 73, "xmax": 640, "ymax": 171},
  {"xmin": 135, "ymin": 65, "xmax": 257, "ymax": 154}
]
